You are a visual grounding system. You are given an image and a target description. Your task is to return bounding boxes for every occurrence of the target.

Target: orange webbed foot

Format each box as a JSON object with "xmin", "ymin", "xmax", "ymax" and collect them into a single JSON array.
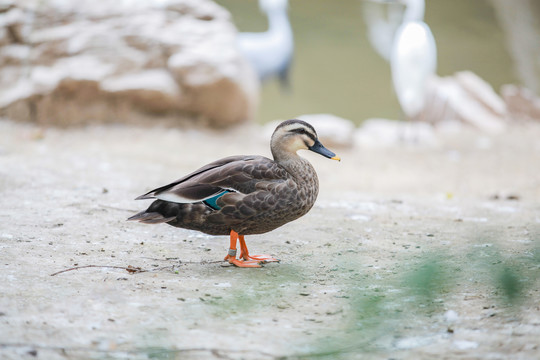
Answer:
[
  {"xmin": 224, "ymin": 230, "xmax": 278, "ymax": 268},
  {"xmin": 237, "ymin": 234, "xmax": 279, "ymax": 263},
  {"xmin": 224, "ymin": 252, "xmax": 263, "ymax": 268},
  {"xmin": 228, "ymin": 258, "xmax": 263, "ymax": 268},
  {"xmin": 240, "ymin": 253, "xmax": 280, "ymax": 263}
]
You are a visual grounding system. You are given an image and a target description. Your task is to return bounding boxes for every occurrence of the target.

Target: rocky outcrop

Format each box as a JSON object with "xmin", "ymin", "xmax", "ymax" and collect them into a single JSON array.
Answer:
[
  {"xmin": 0, "ymin": 0, "xmax": 258, "ymax": 127},
  {"xmin": 423, "ymin": 71, "xmax": 508, "ymax": 133},
  {"xmin": 355, "ymin": 118, "xmax": 438, "ymax": 148},
  {"xmin": 501, "ymin": 84, "xmax": 540, "ymax": 122}
]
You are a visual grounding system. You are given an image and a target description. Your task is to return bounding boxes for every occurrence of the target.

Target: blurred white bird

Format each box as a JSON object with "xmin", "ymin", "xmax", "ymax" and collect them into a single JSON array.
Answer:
[
  {"xmin": 361, "ymin": 0, "xmax": 403, "ymax": 62},
  {"xmin": 237, "ymin": 0, "xmax": 294, "ymax": 89},
  {"xmin": 362, "ymin": 0, "xmax": 437, "ymax": 120},
  {"xmin": 390, "ymin": 0, "xmax": 437, "ymax": 120}
]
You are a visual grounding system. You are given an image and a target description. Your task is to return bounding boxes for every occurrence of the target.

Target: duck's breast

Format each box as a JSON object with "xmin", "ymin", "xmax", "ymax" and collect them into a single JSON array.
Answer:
[{"xmin": 234, "ymin": 159, "xmax": 319, "ymax": 235}]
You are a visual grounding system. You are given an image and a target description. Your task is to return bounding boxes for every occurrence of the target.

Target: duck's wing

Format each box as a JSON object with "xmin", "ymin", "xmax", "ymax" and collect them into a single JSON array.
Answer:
[{"xmin": 135, "ymin": 155, "xmax": 288, "ymax": 203}]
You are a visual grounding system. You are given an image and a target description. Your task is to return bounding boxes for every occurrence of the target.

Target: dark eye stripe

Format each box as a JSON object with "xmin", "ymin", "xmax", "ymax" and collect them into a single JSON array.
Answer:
[{"xmin": 289, "ymin": 128, "xmax": 316, "ymax": 142}]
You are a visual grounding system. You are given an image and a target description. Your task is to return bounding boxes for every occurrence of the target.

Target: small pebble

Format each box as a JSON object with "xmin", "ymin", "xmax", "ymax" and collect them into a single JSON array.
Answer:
[
  {"xmin": 444, "ymin": 310, "xmax": 459, "ymax": 322},
  {"xmin": 454, "ymin": 340, "xmax": 478, "ymax": 350}
]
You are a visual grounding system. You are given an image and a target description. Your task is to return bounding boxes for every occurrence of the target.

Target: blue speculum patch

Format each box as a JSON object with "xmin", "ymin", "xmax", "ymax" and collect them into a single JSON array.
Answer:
[{"xmin": 203, "ymin": 190, "xmax": 230, "ymax": 210}]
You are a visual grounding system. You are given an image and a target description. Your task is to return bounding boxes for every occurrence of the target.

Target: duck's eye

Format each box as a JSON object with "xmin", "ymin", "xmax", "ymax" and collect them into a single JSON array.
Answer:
[
  {"xmin": 289, "ymin": 127, "xmax": 317, "ymax": 144},
  {"xmin": 290, "ymin": 128, "xmax": 307, "ymax": 136}
]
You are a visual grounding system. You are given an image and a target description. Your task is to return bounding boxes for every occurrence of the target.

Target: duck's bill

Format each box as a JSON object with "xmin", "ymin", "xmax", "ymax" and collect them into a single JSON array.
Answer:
[{"xmin": 309, "ymin": 140, "xmax": 341, "ymax": 161}]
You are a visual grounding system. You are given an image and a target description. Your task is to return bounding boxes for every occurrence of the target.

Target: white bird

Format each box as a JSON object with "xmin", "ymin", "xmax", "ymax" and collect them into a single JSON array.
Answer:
[
  {"xmin": 236, "ymin": 0, "xmax": 294, "ymax": 89},
  {"xmin": 390, "ymin": 0, "xmax": 437, "ymax": 120},
  {"xmin": 361, "ymin": 0, "xmax": 404, "ymax": 62}
]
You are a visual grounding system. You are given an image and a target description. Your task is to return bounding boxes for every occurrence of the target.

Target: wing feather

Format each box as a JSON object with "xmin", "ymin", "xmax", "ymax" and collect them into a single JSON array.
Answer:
[{"xmin": 135, "ymin": 155, "xmax": 289, "ymax": 204}]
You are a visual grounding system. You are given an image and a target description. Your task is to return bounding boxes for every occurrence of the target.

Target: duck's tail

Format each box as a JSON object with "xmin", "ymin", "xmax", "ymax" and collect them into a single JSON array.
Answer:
[
  {"xmin": 127, "ymin": 211, "xmax": 175, "ymax": 224},
  {"xmin": 127, "ymin": 200, "xmax": 177, "ymax": 224}
]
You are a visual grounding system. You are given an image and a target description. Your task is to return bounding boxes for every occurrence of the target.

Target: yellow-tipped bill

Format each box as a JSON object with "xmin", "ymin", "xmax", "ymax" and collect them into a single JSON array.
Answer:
[{"xmin": 308, "ymin": 139, "xmax": 340, "ymax": 161}]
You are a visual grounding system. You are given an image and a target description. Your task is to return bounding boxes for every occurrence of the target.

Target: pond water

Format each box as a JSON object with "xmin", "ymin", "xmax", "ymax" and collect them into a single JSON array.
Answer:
[{"xmin": 216, "ymin": 0, "xmax": 519, "ymax": 125}]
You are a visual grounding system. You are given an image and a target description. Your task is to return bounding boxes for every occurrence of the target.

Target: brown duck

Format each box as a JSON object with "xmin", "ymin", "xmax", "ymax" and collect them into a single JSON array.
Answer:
[{"xmin": 128, "ymin": 119, "xmax": 340, "ymax": 267}]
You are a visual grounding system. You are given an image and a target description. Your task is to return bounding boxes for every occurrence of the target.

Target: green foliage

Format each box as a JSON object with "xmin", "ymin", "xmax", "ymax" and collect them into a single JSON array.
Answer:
[
  {"xmin": 402, "ymin": 255, "xmax": 450, "ymax": 306},
  {"xmin": 498, "ymin": 266, "xmax": 523, "ymax": 303},
  {"xmin": 298, "ymin": 240, "xmax": 539, "ymax": 358}
]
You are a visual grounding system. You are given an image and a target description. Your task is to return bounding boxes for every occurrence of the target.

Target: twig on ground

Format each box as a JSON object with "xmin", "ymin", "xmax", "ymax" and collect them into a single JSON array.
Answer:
[
  {"xmin": 50, "ymin": 259, "xmax": 228, "ymax": 276},
  {"xmin": 140, "ymin": 257, "xmax": 224, "ymax": 264},
  {"xmin": 50, "ymin": 265, "xmax": 146, "ymax": 276}
]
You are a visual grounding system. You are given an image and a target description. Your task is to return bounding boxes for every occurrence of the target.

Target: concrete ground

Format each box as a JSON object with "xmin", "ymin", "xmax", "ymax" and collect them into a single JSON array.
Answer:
[{"xmin": 1, "ymin": 119, "xmax": 539, "ymax": 359}]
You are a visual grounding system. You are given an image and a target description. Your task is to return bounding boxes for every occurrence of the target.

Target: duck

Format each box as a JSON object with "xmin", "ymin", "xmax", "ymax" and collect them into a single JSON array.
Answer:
[{"xmin": 128, "ymin": 119, "xmax": 340, "ymax": 268}]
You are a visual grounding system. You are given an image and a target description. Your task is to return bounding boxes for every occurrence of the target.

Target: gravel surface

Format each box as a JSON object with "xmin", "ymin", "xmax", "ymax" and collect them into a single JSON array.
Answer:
[{"xmin": 1, "ymin": 119, "xmax": 539, "ymax": 359}]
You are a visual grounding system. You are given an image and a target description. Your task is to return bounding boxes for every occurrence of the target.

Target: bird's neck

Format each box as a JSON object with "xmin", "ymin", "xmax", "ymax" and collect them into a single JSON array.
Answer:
[
  {"xmin": 403, "ymin": 0, "xmax": 425, "ymax": 22},
  {"xmin": 272, "ymin": 150, "xmax": 316, "ymax": 181},
  {"xmin": 271, "ymin": 146, "xmax": 296, "ymax": 165},
  {"xmin": 266, "ymin": 10, "xmax": 292, "ymax": 38}
]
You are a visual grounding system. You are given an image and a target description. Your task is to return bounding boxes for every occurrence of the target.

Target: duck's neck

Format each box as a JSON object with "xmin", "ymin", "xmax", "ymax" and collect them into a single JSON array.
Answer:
[
  {"xmin": 271, "ymin": 146, "xmax": 297, "ymax": 166},
  {"xmin": 272, "ymin": 149, "xmax": 316, "ymax": 180}
]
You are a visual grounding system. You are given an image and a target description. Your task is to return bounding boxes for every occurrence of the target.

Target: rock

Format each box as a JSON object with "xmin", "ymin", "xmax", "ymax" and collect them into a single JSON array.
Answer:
[
  {"xmin": 168, "ymin": 36, "xmax": 259, "ymax": 126},
  {"xmin": 0, "ymin": 7, "xmax": 25, "ymax": 44},
  {"xmin": 501, "ymin": 84, "xmax": 540, "ymax": 121},
  {"xmin": 443, "ymin": 310, "xmax": 459, "ymax": 322},
  {"xmin": 0, "ymin": 79, "xmax": 34, "ymax": 109},
  {"xmin": 424, "ymin": 73, "xmax": 507, "ymax": 134},
  {"xmin": 0, "ymin": 44, "xmax": 31, "ymax": 65},
  {"xmin": 355, "ymin": 118, "xmax": 438, "ymax": 148},
  {"xmin": 0, "ymin": 0, "xmax": 258, "ymax": 127},
  {"xmin": 453, "ymin": 340, "xmax": 479, "ymax": 350},
  {"xmin": 455, "ymin": 71, "xmax": 507, "ymax": 117},
  {"xmin": 101, "ymin": 69, "xmax": 182, "ymax": 113}
]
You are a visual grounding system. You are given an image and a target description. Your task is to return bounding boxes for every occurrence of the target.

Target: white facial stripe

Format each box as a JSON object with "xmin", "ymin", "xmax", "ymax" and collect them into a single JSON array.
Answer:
[
  {"xmin": 282, "ymin": 124, "xmax": 308, "ymax": 132},
  {"xmin": 279, "ymin": 124, "xmax": 317, "ymax": 139},
  {"xmin": 302, "ymin": 134, "xmax": 316, "ymax": 147},
  {"xmin": 283, "ymin": 123, "xmax": 302, "ymax": 130}
]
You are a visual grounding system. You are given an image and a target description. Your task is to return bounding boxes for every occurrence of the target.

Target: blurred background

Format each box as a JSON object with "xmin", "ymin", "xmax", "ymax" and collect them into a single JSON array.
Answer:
[
  {"xmin": 217, "ymin": 0, "xmax": 520, "ymax": 124},
  {"xmin": 1, "ymin": 0, "xmax": 539, "ymax": 129},
  {"xmin": 1, "ymin": 1, "xmax": 540, "ymax": 358}
]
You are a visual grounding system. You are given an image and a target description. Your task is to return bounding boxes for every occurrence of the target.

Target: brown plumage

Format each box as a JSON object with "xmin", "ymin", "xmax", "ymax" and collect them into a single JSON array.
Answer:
[{"xmin": 128, "ymin": 119, "xmax": 340, "ymax": 267}]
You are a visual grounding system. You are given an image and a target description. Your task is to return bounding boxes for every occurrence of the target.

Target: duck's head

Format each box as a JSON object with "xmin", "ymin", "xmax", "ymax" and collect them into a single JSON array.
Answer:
[{"xmin": 271, "ymin": 119, "xmax": 341, "ymax": 162}]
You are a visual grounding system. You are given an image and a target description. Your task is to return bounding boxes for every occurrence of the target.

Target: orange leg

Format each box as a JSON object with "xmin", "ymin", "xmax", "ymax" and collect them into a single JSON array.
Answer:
[
  {"xmin": 238, "ymin": 234, "xmax": 279, "ymax": 263},
  {"xmin": 224, "ymin": 230, "xmax": 262, "ymax": 268}
]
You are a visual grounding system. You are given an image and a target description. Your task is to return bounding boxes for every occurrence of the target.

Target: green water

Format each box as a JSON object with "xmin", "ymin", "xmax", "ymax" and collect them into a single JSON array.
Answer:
[{"xmin": 216, "ymin": 0, "xmax": 517, "ymax": 125}]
